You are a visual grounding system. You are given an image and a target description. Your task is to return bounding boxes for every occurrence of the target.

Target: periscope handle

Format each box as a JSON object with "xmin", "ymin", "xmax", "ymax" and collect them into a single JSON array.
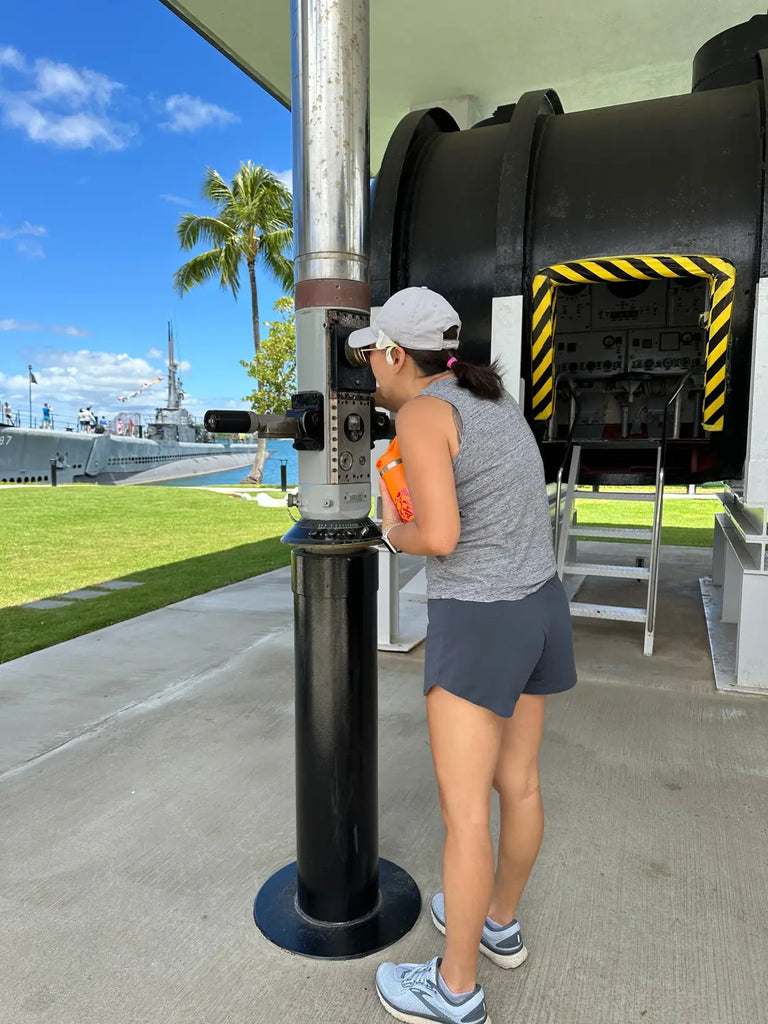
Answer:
[
  {"xmin": 203, "ymin": 410, "xmax": 299, "ymax": 438},
  {"xmin": 204, "ymin": 410, "xmax": 258, "ymax": 433}
]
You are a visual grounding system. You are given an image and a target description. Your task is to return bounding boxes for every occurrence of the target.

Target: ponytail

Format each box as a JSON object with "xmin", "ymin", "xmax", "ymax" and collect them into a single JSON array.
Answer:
[
  {"xmin": 404, "ymin": 346, "xmax": 505, "ymax": 401},
  {"xmin": 450, "ymin": 357, "xmax": 504, "ymax": 401}
]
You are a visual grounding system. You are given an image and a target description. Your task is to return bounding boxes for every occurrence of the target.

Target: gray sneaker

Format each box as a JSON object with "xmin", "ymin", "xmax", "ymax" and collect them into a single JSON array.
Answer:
[
  {"xmin": 375, "ymin": 955, "xmax": 490, "ymax": 1024},
  {"xmin": 430, "ymin": 892, "xmax": 528, "ymax": 970}
]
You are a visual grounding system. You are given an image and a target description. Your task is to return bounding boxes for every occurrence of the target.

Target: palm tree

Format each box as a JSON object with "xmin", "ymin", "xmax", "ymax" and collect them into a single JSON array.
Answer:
[
  {"xmin": 173, "ymin": 162, "xmax": 294, "ymax": 481},
  {"xmin": 173, "ymin": 162, "xmax": 293, "ymax": 355}
]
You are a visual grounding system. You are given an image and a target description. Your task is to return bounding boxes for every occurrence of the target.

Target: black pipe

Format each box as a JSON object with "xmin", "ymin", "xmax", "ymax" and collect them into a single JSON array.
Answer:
[
  {"xmin": 280, "ymin": 461, "xmax": 287, "ymax": 492},
  {"xmin": 49, "ymin": 459, "xmax": 57, "ymax": 487},
  {"xmin": 293, "ymin": 548, "xmax": 378, "ymax": 921},
  {"xmin": 253, "ymin": 545, "xmax": 420, "ymax": 957}
]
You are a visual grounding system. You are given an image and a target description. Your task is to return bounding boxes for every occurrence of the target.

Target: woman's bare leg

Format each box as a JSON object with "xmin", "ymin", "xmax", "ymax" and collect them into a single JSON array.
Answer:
[
  {"xmin": 487, "ymin": 693, "xmax": 547, "ymax": 925},
  {"xmin": 426, "ymin": 686, "xmax": 504, "ymax": 994}
]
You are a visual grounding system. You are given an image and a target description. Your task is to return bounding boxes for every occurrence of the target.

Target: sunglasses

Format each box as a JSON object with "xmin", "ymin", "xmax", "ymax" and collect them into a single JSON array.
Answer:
[
  {"xmin": 353, "ymin": 343, "xmax": 399, "ymax": 366},
  {"xmin": 357, "ymin": 345, "xmax": 378, "ymax": 364}
]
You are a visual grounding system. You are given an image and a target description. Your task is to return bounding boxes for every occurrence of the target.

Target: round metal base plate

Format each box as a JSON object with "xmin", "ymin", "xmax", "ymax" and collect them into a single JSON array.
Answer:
[{"xmin": 254, "ymin": 860, "xmax": 421, "ymax": 960}]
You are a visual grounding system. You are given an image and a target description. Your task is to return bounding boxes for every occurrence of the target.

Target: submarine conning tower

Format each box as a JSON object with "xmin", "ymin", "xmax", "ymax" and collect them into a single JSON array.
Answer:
[{"xmin": 370, "ymin": 12, "xmax": 768, "ymax": 485}]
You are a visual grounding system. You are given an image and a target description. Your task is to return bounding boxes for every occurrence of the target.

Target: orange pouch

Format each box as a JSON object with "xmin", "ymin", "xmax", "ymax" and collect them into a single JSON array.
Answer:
[{"xmin": 376, "ymin": 437, "xmax": 414, "ymax": 523}]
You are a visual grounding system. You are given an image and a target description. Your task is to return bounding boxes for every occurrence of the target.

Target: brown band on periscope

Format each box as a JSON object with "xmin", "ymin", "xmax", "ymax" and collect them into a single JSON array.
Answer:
[{"xmin": 295, "ymin": 279, "xmax": 370, "ymax": 312}]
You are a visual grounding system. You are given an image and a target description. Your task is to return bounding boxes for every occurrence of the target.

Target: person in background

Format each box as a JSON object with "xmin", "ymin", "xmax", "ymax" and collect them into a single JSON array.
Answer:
[
  {"xmin": 126, "ymin": 419, "xmax": 135, "ymax": 436},
  {"xmin": 347, "ymin": 287, "xmax": 577, "ymax": 1024},
  {"xmin": 41, "ymin": 403, "xmax": 52, "ymax": 429},
  {"xmin": 4, "ymin": 401, "xmax": 13, "ymax": 425}
]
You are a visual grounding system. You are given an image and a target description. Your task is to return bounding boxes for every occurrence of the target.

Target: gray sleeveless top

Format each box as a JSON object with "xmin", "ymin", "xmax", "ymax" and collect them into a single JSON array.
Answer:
[{"xmin": 419, "ymin": 377, "xmax": 556, "ymax": 602}]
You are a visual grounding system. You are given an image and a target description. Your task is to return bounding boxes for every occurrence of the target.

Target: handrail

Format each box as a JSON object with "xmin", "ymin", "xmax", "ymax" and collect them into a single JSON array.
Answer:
[
  {"xmin": 645, "ymin": 370, "xmax": 697, "ymax": 645},
  {"xmin": 551, "ymin": 375, "xmax": 581, "ymax": 558}
]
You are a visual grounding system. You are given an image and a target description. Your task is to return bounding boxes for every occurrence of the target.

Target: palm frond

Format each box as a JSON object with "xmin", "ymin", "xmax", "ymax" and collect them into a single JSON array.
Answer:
[
  {"xmin": 263, "ymin": 226, "xmax": 293, "ymax": 252},
  {"xmin": 235, "ymin": 162, "xmax": 293, "ymax": 231},
  {"xmin": 201, "ymin": 167, "xmax": 234, "ymax": 212},
  {"xmin": 259, "ymin": 228, "xmax": 295, "ymax": 294},
  {"xmin": 174, "ymin": 160, "xmax": 293, "ymax": 305},
  {"xmin": 176, "ymin": 213, "xmax": 234, "ymax": 251},
  {"xmin": 173, "ymin": 249, "xmax": 229, "ymax": 295},
  {"xmin": 219, "ymin": 240, "xmax": 244, "ymax": 297}
]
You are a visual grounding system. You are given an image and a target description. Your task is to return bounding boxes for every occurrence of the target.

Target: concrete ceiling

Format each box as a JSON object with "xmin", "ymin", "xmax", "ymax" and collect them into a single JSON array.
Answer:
[{"xmin": 161, "ymin": 0, "xmax": 762, "ymax": 167}]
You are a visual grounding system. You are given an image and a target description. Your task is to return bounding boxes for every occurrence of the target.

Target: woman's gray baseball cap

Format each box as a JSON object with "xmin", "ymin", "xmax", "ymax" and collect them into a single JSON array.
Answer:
[{"xmin": 347, "ymin": 286, "xmax": 461, "ymax": 352}]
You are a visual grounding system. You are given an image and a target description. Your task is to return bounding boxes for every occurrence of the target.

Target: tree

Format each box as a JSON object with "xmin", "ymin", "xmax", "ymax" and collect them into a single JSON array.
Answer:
[
  {"xmin": 241, "ymin": 297, "xmax": 296, "ymax": 415},
  {"xmin": 173, "ymin": 162, "xmax": 293, "ymax": 354},
  {"xmin": 173, "ymin": 162, "xmax": 294, "ymax": 481}
]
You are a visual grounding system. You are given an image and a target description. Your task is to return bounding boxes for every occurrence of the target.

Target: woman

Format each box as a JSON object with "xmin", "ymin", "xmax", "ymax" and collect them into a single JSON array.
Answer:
[{"xmin": 347, "ymin": 286, "xmax": 577, "ymax": 1024}]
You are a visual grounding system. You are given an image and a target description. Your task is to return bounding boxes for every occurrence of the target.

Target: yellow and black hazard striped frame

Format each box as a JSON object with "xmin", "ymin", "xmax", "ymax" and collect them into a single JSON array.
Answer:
[{"xmin": 530, "ymin": 254, "xmax": 736, "ymax": 431}]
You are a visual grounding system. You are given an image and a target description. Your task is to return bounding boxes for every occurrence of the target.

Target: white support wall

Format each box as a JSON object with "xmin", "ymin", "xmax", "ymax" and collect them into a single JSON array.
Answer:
[
  {"xmin": 701, "ymin": 280, "xmax": 768, "ymax": 693},
  {"xmin": 744, "ymin": 279, "xmax": 768, "ymax": 505},
  {"xmin": 490, "ymin": 294, "xmax": 524, "ymax": 405}
]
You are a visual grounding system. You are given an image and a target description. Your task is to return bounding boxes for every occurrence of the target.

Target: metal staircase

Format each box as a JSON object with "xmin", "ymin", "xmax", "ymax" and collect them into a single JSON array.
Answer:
[{"xmin": 552, "ymin": 372, "xmax": 694, "ymax": 656}]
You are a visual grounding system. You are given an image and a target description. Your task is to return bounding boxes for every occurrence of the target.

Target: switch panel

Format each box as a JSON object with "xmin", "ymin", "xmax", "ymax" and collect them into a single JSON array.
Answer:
[
  {"xmin": 553, "ymin": 279, "xmax": 708, "ymax": 379},
  {"xmin": 330, "ymin": 393, "xmax": 371, "ymax": 485}
]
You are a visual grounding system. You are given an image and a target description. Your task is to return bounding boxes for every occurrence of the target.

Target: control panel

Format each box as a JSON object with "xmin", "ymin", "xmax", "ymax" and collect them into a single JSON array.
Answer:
[
  {"xmin": 555, "ymin": 332, "xmax": 626, "ymax": 377},
  {"xmin": 330, "ymin": 393, "xmax": 371, "ymax": 487},
  {"xmin": 626, "ymin": 330, "xmax": 703, "ymax": 373},
  {"xmin": 553, "ymin": 278, "xmax": 708, "ymax": 378},
  {"xmin": 548, "ymin": 277, "xmax": 709, "ymax": 442}
]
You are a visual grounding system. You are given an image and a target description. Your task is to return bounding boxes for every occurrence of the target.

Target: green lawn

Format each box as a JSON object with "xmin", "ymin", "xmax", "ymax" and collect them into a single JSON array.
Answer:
[
  {"xmin": 574, "ymin": 493, "xmax": 717, "ymax": 547},
  {"xmin": 0, "ymin": 486, "xmax": 291, "ymax": 664},
  {"xmin": 0, "ymin": 484, "xmax": 719, "ymax": 665}
]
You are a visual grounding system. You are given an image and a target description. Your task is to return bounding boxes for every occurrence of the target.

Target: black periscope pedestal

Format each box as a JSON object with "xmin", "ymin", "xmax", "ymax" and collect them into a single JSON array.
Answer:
[{"xmin": 254, "ymin": 543, "xmax": 421, "ymax": 958}]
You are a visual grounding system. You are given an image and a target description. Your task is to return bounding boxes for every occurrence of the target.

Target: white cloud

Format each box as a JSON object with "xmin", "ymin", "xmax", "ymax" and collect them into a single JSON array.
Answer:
[
  {"xmin": 2, "ymin": 97, "xmax": 134, "ymax": 150},
  {"xmin": 33, "ymin": 58, "xmax": 120, "ymax": 107},
  {"xmin": 0, "ymin": 347, "xmax": 170, "ymax": 423},
  {"xmin": 0, "ymin": 46, "xmax": 24, "ymax": 70},
  {"xmin": 0, "ymin": 219, "xmax": 46, "ymax": 239},
  {"xmin": 0, "ymin": 318, "xmax": 41, "ymax": 331},
  {"xmin": 276, "ymin": 169, "xmax": 293, "ymax": 193},
  {"xmin": 160, "ymin": 93, "xmax": 238, "ymax": 133},
  {"xmin": 145, "ymin": 347, "xmax": 163, "ymax": 359},
  {"xmin": 160, "ymin": 193, "xmax": 194, "ymax": 206},
  {"xmin": 0, "ymin": 218, "xmax": 47, "ymax": 259},
  {"xmin": 15, "ymin": 238, "xmax": 45, "ymax": 260},
  {"xmin": 0, "ymin": 48, "xmax": 135, "ymax": 150},
  {"xmin": 0, "ymin": 320, "xmax": 90, "ymax": 334},
  {"xmin": 52, "ymin": 324, "xmax": 91, "ymax": 337}
]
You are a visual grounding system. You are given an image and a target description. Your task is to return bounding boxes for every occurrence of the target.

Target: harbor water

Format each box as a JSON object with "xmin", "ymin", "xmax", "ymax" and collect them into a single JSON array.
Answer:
[{"xmin": 168, "ymin": 439, "xmax": 299, "ymax": 488}]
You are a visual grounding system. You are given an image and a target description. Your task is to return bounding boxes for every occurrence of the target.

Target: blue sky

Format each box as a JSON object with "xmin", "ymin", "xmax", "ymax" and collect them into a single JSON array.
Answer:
[{"xmin": 0, "ymin": 0, "xmax": 291, "ymax": 428}]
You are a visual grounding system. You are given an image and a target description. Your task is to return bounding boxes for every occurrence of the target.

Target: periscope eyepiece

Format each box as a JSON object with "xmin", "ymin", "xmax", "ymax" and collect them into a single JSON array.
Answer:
[{"xmin": 344, "ymin": 338, "xmax": 369, "ymax": 368}]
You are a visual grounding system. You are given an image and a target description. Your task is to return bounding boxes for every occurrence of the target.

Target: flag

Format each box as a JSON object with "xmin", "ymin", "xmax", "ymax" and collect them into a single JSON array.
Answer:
[
  {"xmin": 117, "ymin": 376, "xmax": 164, "ymax": 402},
  {"xmin": 28, "ymin": 366, "xmax": 37, "ymax": 384}
]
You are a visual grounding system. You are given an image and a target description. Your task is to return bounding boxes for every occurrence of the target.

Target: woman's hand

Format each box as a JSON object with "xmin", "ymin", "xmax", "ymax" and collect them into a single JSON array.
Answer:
[{"xmin": 379, "ymin": 477, "xmax": 400, "ymax": 529}]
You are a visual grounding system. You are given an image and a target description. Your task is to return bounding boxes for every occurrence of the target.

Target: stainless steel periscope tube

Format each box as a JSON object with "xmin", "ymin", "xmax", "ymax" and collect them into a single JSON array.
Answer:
[{"xmin": 291, "ymin": 0, "xmax": 370, "ymax": 308}]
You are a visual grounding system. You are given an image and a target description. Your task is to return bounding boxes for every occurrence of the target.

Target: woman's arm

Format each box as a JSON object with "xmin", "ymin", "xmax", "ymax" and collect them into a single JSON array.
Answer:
[{"xmin": 380, "ymin": 396, "xmax": 460, "ymax": 557}]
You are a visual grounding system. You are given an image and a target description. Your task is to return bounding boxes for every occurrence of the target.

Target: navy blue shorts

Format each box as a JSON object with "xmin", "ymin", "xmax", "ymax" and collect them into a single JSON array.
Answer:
[{"xmin": 424, "ymin": 575, "xmax": 577, "ymax": 717}]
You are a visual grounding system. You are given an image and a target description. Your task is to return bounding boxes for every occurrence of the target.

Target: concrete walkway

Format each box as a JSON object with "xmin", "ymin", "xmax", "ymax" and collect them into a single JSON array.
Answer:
[{"xmin": 1, "ymin": 548, "xmax": 767, "ymax": 1024}]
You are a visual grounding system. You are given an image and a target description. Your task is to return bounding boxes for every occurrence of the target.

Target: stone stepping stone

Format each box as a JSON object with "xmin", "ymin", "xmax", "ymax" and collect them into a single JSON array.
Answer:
[
  {"xmin": 22, "ymin": 599, "xmax": 75, "ymax": 610},
  {"xmin": 94, "ymin": 580, "xmax": 143, "ymax": 590},
  {"xmin": 20, "ymin": 580, "xmax": 144, "ymax": 610}
]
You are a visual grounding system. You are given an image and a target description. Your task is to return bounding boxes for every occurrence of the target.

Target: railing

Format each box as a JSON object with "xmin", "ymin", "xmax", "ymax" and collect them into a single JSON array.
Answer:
[
  {"xmin": 645, "ymin": 369, "xmax": 696, "ymax": 641},
  {"xmin": 551, "ymin": 375, "xmax": 581, "ymax": 559}
]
